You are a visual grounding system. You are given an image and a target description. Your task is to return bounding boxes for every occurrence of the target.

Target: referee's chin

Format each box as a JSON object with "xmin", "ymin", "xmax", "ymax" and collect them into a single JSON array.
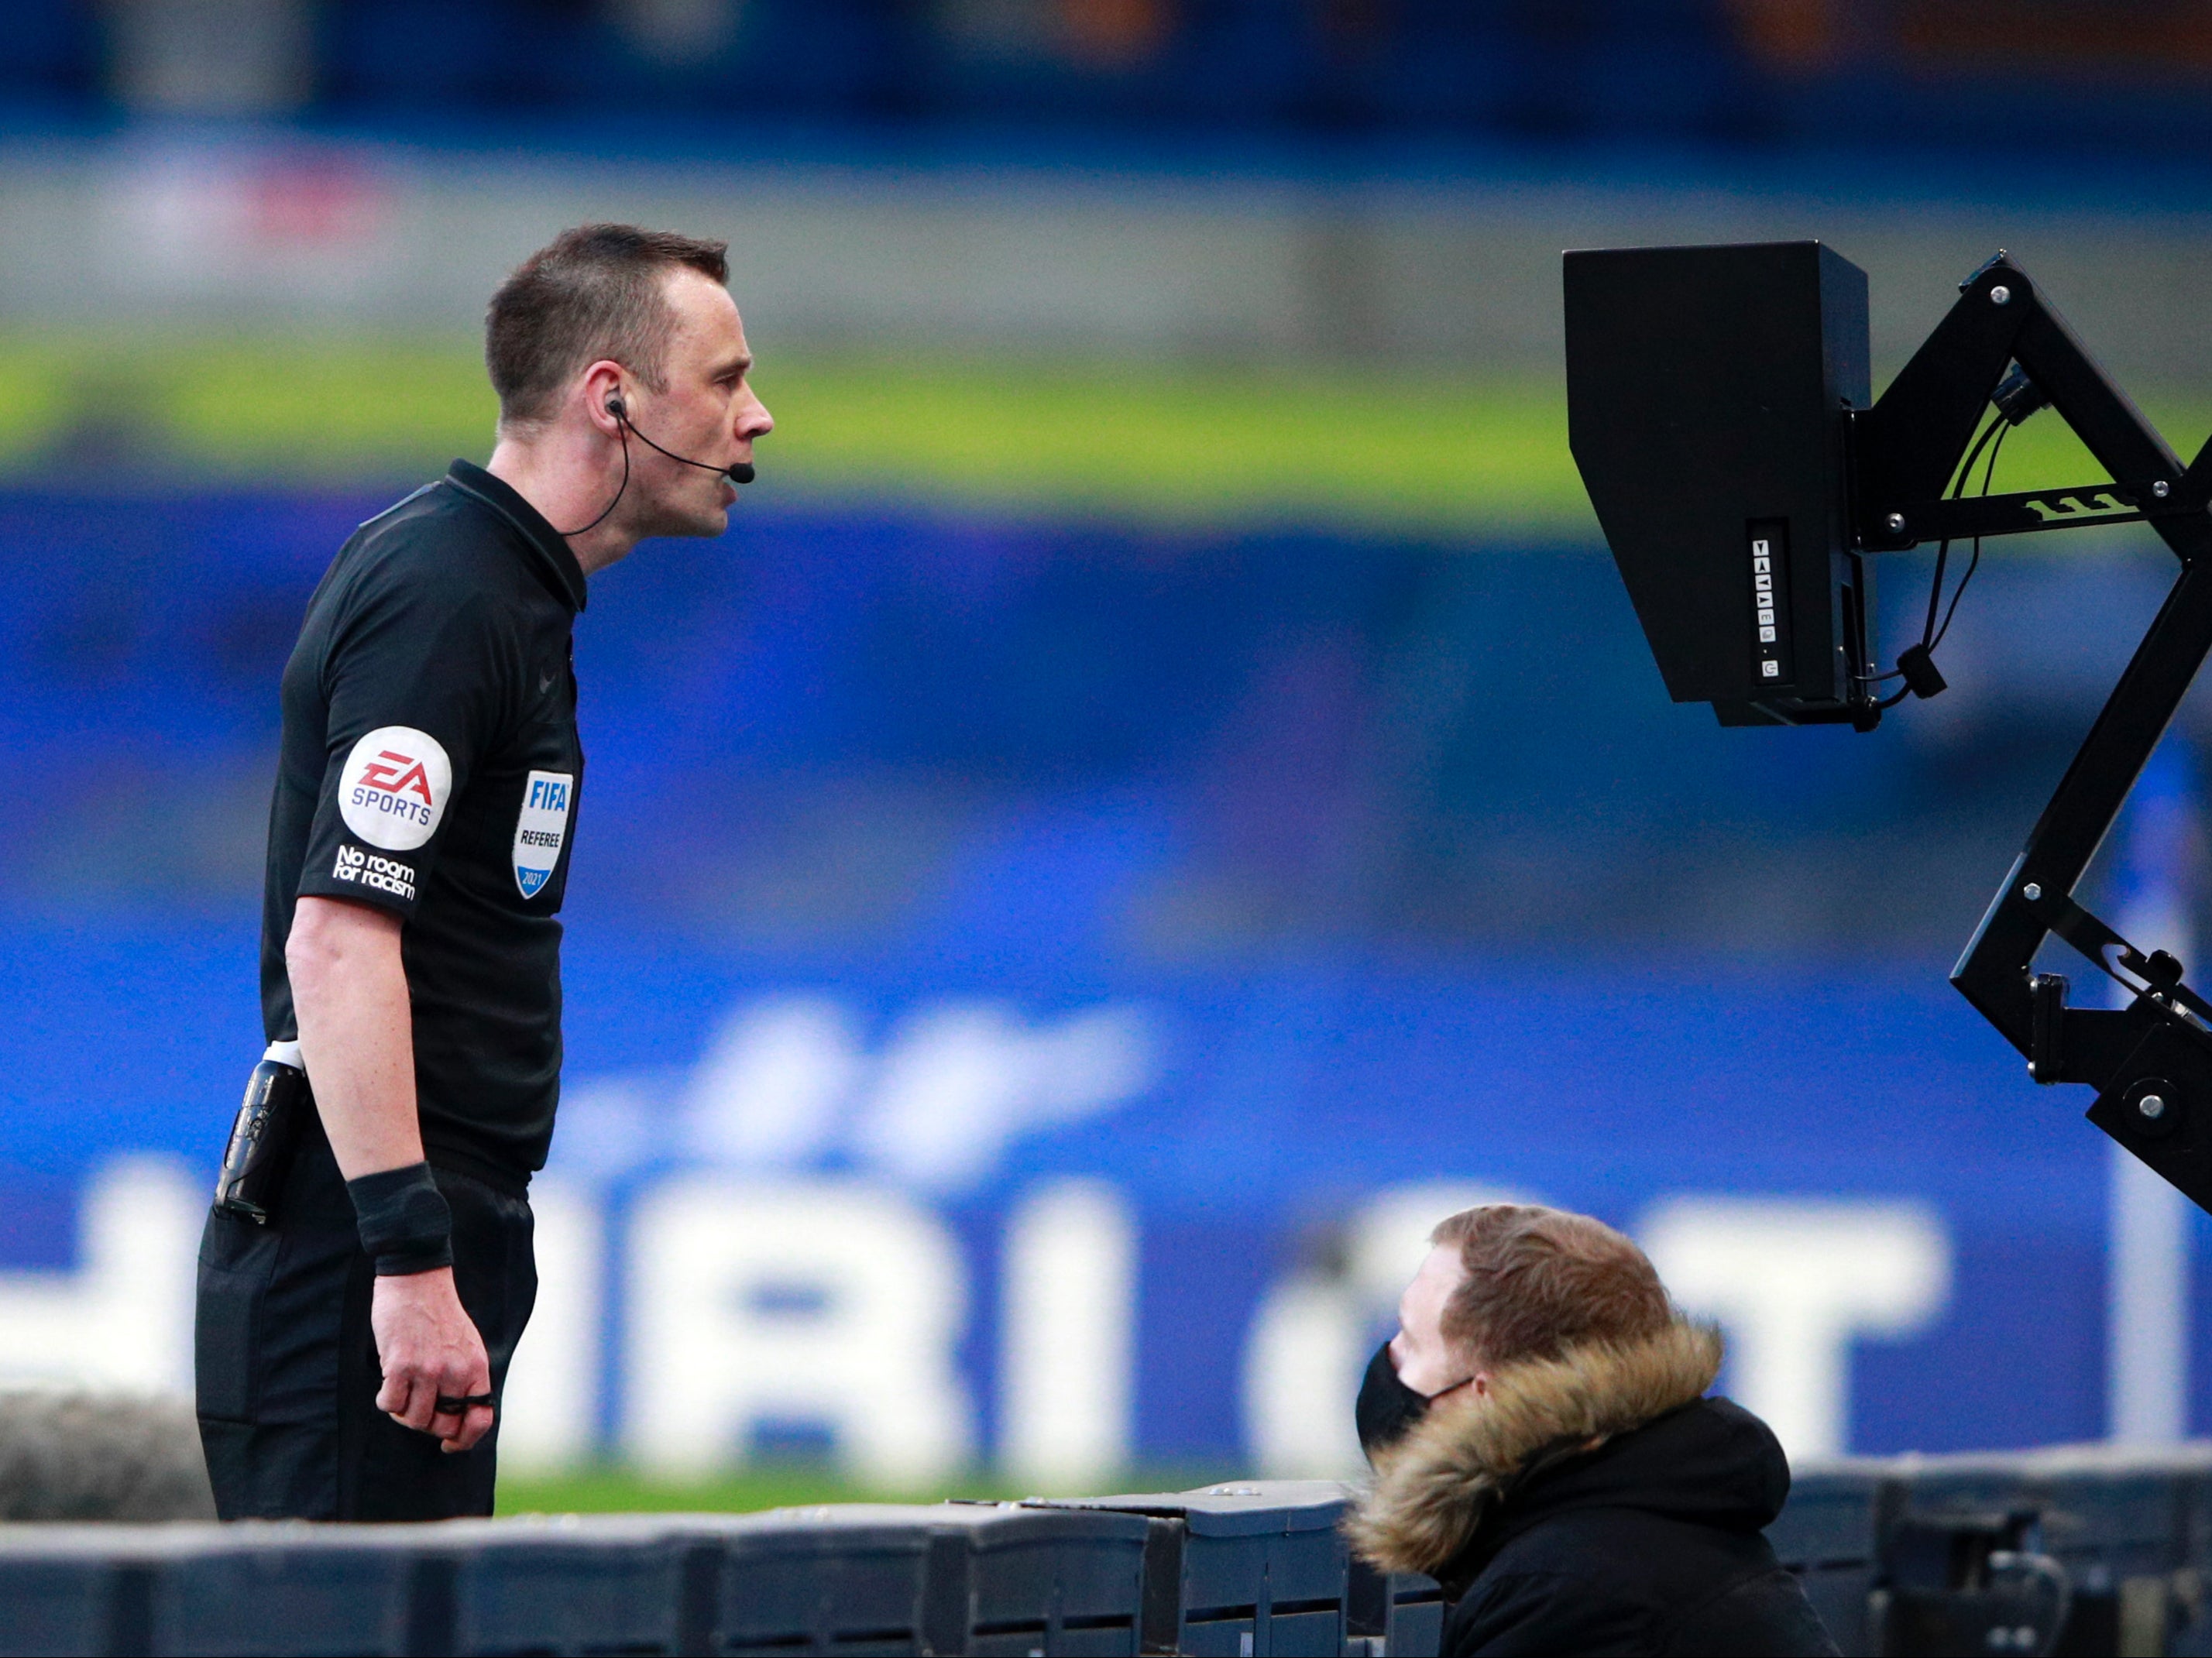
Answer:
[
  {"xmin": 649, "ymin": 500, "xmax": 733, "ymax": 540},
  {"xmin": 686, "ymin": 479, "xmax": 739, "ymax": 537}
]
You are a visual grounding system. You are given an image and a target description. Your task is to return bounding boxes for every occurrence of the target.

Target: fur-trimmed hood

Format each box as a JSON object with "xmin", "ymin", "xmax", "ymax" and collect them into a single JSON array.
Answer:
[{"xmin": 1345, "ymin": 1318, "xmax": 1729, "ymax": 1579}]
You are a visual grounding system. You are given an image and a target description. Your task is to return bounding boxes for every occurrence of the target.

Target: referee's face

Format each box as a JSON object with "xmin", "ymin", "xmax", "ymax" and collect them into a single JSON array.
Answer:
[{"xmin": 634, "ymin": 268, "xmax": 775, "ymax": 537}]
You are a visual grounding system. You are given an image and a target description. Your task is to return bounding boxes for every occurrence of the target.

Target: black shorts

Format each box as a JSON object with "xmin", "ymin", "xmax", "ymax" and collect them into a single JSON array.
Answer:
[{"xmin": 194, "ymin": 1114, "xmax": 537, "ymax": 1522}]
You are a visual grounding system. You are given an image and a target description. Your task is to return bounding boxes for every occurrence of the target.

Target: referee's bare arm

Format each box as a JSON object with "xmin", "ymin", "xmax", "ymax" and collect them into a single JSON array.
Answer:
[{"xmin": 289, "ymin": 894, "xmax": 496, "ymax": 1454}]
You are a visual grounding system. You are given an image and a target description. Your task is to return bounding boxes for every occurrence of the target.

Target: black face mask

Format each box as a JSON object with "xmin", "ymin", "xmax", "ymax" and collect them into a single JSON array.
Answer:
[
  {"xmin": 1355, "ymin": 1339, "xmax": 1432, "ymax": 1461},
  {"xmin": 1356, "ymin": 1338, "xmax": 1479, "ymax": 1463}
]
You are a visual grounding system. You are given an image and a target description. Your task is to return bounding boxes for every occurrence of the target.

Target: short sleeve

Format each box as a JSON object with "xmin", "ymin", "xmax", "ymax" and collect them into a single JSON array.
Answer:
[{"xmin": 295, "ymin": 576, "xmax": 517, "ymax": 919}]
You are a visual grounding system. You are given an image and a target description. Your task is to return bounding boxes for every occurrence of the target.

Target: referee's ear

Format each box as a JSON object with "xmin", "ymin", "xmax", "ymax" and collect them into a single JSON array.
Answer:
[{"xmin": 576, "ymin": 359, "xmax": 629, "ymax": 438}]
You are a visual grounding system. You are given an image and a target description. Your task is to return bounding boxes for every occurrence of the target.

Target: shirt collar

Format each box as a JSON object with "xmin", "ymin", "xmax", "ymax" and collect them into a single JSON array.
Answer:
[{"xmin": 441, "ymin": 458, "xmax": 589, "ymax": 613}]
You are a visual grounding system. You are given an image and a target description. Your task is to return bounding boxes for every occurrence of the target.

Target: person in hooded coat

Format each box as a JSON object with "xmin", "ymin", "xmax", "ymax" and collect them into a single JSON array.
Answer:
[{"xmin": 1345, "ymin": 1203, "xmax": 1839, "ymax": 1657}]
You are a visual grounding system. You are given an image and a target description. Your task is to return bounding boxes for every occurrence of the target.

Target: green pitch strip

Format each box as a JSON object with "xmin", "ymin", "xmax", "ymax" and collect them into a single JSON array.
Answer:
[
  {"xmin": 2, "ymin": 335, "xmax": 2205, "ymax": 540},
  {"xmin": 493, "ymin": 1463, "xmax": 1234, "ymax": 1516}
]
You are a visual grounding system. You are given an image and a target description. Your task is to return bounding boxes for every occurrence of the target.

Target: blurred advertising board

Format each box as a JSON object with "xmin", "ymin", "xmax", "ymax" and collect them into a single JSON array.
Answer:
[{"xmin": 0, "ymin": 918, "xmax": 2124, "ymax": 1481}]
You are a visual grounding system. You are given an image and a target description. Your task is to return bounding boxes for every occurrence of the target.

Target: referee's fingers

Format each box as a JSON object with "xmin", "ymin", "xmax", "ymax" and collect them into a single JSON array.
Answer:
[
  {"xmin": 375, "ymin": 1368, "xmax": 410, "ymax": 1418},
  {"xmin": 433, "ymin": 1347, "xmax": 494, "ymax": 1450},
  {"xmin": 423, "ymin": 1359, "xmax": 475, "ymax": 1439},
  {"xmin": 400, "ymin": 1371, "xmax": 444, "ymax": 1433},
  {"xmin": 443, "ymin": 1401, "xmax": 496, "ymax": 1454}
]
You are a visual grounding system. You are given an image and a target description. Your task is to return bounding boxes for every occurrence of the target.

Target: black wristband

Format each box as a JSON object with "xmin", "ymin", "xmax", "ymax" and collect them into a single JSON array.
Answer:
[{"xmin": 347, "ymin": 1162, "xmax": 455, "ymax": 1276}]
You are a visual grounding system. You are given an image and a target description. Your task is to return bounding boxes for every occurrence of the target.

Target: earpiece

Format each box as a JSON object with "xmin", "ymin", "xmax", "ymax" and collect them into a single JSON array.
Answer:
[{"xmin": 605, "ymin": 395, "xmax": 627, "ymax": 420}]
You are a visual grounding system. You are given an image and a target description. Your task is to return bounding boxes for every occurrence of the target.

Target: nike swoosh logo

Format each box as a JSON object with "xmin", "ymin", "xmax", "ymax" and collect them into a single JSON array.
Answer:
[{"xmin": 538, "ymin": 673, "xmax": 555, "ymax": 695}]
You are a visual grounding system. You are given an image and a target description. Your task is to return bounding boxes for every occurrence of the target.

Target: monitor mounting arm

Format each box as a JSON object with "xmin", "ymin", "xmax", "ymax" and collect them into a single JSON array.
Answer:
[{"xmin": 1855, "ymin": 252, "xmax": 2212, "ymax": 1207}]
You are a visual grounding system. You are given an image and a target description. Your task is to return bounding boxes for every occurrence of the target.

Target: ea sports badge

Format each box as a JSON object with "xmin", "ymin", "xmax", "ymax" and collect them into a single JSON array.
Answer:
[
  {"xmin": 338, "ymin": 726, "xmax": 452, "ymax": 852},
  {"xmin": 512, "ymin": 770, "xmax": 574, "ymax": 899}
]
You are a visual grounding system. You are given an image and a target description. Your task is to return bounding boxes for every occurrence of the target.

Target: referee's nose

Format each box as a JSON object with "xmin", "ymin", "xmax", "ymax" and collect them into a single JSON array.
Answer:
[{"xmin": 735, "ymin": 379, "xmax": 773, "ymax": 453}]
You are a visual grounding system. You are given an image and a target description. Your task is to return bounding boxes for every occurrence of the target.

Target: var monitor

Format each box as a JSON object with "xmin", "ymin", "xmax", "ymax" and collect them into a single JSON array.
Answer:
[
  {"xmin": 1564, "ymin": 241, "xmax": 1873, "ymax": 728},
  {"xmin": 1565, "ymin": 239, "xmax": 2212, "ymax": 1218}
]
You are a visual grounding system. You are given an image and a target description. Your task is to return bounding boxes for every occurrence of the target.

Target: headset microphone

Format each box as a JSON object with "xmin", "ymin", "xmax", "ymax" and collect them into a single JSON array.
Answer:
[
  {"xmin": 607, "ymin": 396, "xmax": 754, "ymax": 485},
  {"xmin": 558, "ymin": 395, "xmax": 754, "ymax": 537}
]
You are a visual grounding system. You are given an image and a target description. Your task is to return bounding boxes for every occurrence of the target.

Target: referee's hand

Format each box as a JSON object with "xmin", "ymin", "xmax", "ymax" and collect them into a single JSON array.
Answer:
[{"xmin": 371, "ymin": 1268, "xmax": 496, "ymax": 1454}]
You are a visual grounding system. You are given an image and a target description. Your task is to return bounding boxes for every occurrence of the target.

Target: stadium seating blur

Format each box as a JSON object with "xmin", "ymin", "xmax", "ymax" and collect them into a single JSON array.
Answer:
[{"xmin": 7, "ymin": 0, "xmax": 2212, "ymax": 155}]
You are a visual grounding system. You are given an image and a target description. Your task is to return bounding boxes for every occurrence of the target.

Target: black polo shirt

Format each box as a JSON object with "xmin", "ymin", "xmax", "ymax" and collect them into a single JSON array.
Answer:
[{"xmin": 261, "ymin": 460, "xmax": 587, "ymax": 1186}]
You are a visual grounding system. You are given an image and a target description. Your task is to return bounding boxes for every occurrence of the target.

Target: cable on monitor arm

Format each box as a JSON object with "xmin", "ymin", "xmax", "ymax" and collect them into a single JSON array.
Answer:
[{"xmin": 1856, "ymin": 397, "xmax": 2018, "ymax": 708}]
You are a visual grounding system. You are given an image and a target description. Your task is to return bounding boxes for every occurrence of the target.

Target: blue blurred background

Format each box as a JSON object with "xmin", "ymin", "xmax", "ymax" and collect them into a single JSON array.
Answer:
[{"xmin": 5, "ymin": 0, "xmax": 2212, "ymax": 1498}]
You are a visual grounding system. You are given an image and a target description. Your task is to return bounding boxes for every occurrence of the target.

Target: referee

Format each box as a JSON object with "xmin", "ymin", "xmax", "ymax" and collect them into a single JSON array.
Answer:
[{"xmin": 195, "ymin": 225, "xmax": 772, "ymax": 1519}]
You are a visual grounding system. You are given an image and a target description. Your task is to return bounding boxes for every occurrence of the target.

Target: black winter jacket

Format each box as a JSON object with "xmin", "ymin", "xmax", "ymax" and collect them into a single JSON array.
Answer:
[
  {"xmin": 1346, "ymin": 1320, "xmax": 1837, "ymax": 1658},
  {"xmin": 1438, "ymin": 1398, "xmax": 1837, "ymax": 1656}
]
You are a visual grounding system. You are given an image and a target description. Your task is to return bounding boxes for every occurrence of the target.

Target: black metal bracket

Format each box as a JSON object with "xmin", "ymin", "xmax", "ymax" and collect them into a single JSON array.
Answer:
[
  {"xmin": 2021, "ymin": 886, "xmax": 2210, "ymax": 1021},
  {"xmin": 1861, "ymin": 352, "xmax": 2212, "ymax": 555},
  {"xmin": 1871, "ymin": 481, "xmax": 2184, "ymax": 546},
  {"xmin": 1861, "ymin": 253, "xmax": 2212, "ymax": 1211}
]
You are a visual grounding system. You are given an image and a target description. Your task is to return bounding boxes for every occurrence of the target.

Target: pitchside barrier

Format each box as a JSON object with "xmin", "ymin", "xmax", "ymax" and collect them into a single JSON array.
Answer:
[
  {"xmin": 1772, "ymin": 1443, "xmax": 2212, "ymax": 1657},
  {"xmin": 1028, "ymin": 1480, "xmax": 1443, "ymax": 1656},
  {"xmin": 9, "ymin": 1453, "xmax": 2212, "ymax": 1657}
]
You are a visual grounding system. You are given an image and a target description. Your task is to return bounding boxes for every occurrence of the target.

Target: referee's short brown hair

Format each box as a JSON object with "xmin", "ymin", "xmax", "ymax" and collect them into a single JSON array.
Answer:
[{"xmin": 486, "ymin": 224, "xmax": 730, "ymax": 430}]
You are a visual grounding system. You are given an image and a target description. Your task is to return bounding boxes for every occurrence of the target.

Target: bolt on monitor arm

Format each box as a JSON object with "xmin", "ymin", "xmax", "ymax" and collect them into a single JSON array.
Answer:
[{"xmin": 1565, "ymin": 242, "xmax": 2212, "ymax": 1213}]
